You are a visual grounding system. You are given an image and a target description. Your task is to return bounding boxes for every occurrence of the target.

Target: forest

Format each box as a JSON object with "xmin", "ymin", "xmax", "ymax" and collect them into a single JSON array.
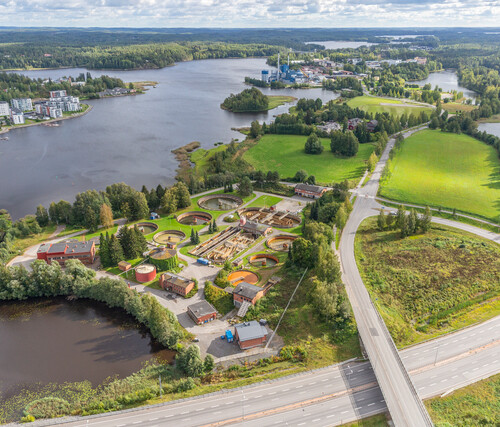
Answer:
[{"xmin": 221, "ymin": 87, "xmax": 269, "ymax": 112}]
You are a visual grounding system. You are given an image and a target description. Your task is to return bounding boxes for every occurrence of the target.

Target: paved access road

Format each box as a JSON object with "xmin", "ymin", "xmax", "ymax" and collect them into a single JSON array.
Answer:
[
  {"xmin": 339, "ymin": 126, "xmax": 434, "ymax": 426},
  {"xmin": 42, "ymin": 314, "xmax": 498, "ymax": 427}
]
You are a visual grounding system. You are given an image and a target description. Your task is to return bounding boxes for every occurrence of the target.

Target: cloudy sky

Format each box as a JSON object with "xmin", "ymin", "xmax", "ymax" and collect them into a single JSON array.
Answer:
[{"xmin": 0, "ymin": 0, "xmax": 499, "ymax": 27}]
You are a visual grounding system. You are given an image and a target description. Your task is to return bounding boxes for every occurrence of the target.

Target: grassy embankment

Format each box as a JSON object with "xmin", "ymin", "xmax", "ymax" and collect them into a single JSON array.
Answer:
[
  {"xmin": 267, "ymin": 95, "xmax": 296, "ymax": 110},
  {"xmin": 347, "ymin": 95, "xmax": 433, "ymax": 118},
  {"xmin": 7, "ymin": 225, "xmax": 58, "ymax": 262},
  {"xmin": 426, "ymin": 373, "xmax": 500, "ymax": 426},
  {"xmin": 380, "ymin": 129, "xmax": 500, "ymax": 222},
  {"xmin": 441, "ymin": 101, "xmax": 477, "ymax": 113},
  {"xmin": 355, "ymin": 217, "xmax": 500, "ymax": 347},
  {"xmin": 243, "ymin": 134, "xmax": 374, "ymax": 185}
]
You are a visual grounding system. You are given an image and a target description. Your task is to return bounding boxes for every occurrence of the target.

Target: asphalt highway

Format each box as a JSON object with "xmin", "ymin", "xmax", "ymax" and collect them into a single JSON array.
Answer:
[{"xmin": 52, "ymin": 317, "xmax": 499, "ymax": 427}]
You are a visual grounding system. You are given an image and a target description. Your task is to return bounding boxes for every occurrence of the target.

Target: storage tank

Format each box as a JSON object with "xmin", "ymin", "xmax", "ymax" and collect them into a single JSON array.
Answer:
[
  {"xmin": 261, "ymin": 70, "xmax": 269, "ymax": 82},
  {"xmin": 135, "ymin": 264, "xmax": 156, "ymax": 283}
]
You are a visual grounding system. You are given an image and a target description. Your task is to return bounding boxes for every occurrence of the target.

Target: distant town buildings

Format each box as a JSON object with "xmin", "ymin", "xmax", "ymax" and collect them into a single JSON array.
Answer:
[
  {"xmin": 37, "ymin": 241, "xmax": 96, "ymax": 266},
  {"xmin": 11, "ymin": 98, "xmax": 33, "ymax": 112},
  {"xmin": 317, "ymin": 121, "xmax": 341, "ymax": 133},
  {"xmin": 98, "ymin": 87, "xmax": 134, "ymax": 97}
]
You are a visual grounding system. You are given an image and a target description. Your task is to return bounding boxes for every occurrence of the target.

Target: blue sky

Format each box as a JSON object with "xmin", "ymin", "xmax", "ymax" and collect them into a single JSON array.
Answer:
[{"xmin": 0, "ymin": 0, "xmax": 499, "ymax": 27}]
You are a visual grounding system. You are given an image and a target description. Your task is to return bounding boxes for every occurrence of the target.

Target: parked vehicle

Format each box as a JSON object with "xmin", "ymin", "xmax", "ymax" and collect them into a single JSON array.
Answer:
[
  {"xmin": 225, "ymin": 330, "xmax": 234, "ymax": 343},
  {"xmin": 197, "ymin": 258, "xmax": 210, "ymax": 266}
]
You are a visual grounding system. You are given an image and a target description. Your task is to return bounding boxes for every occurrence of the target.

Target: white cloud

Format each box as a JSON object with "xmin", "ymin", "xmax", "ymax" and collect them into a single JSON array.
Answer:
[{"xmin": 0, "ymin": 0, "xmax": 499, "ymax": 26}]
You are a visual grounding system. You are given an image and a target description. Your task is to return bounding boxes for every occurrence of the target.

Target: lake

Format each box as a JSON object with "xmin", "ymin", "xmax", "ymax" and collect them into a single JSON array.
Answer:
[
  {"xmin": 478, "ymin": 122, "xmax": 500, "ymax": 138},
  {"xmin": 412, "ymin": 70, "xmax": 477, "ymax": 99},
  {"xmin": 305, "ymin": 41, "xmax": 376, "ymax": 49},
  {"xmin": 0, "ymin": 298, "xmax": 174, "ymax": 405},
  {"xmin": 0, "ymin": 58, "xmax": 338, "ymax": 219}
]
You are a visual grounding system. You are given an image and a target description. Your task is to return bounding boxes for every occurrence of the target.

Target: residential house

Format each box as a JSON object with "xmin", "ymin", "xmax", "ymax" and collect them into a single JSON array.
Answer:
[{"xmin": 367, "ymin": 119, "xmax": 379, "ymax": 132}]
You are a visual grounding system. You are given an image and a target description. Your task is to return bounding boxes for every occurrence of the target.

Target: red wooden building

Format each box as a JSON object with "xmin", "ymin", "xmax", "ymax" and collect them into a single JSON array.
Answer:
[
  {"xmin": 234, "ymin": 321, "xmax": 268, "ymax": 349},
  {"xmin": 160, "ymin": 273, "xmax": 195, "ymax": 296}
]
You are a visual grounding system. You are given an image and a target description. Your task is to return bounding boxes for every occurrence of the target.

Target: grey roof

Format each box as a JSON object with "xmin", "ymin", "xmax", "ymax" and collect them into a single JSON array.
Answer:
[
  {"xmin": 235, "ymin": 321, "xmax": 268, "ymax": 341},
  {"xmin": 188, "ymin": 300, "xmax": 217, "ymax": 318},
  {"xmin": 46, "ymin": 241, "xmax": 93, "ymax": 254},
  {"xmin": 241, "ymin": 220, "xmax": 270, "ymax": 233},
  {"xmin": 295, "ymin": 183, "xmax": 324, "ymax": 194},
  {"xmin": 233, "ymin": 281, "xmax": 262, "ymax": 299}
]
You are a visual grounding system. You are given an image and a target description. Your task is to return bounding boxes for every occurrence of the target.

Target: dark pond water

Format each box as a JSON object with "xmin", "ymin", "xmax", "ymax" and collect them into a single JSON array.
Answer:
[
  {"xmin": 0, "ymin": 298, "xmax": 175, "ymax": 402},
  {"xmin": 412, "ymin": 70, "xmax": 477, "ymax": 99},
  {"xmin": 1, "ymin": 58, "xmax": 338, "ymax": 219}
]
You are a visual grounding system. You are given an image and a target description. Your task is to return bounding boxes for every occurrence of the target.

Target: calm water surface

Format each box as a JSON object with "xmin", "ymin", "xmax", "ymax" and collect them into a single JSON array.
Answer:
[
  {"xmin": 0, "ymin": 298, "xmax": 175, "ymax": 401},
  {"xmin": 412, "ymin": 70, "xmax": 477, "ymax": 99},
  {"xmin": 1, "ymin": 58, "xmax": 338, "ymax": 219},
  {"xmin": 305, "ymin": 41, "xmax": 376, "ymax": 49},
  {"xmin": 478, "ymin": 122, "xmax": 500, "ymax": 138}
]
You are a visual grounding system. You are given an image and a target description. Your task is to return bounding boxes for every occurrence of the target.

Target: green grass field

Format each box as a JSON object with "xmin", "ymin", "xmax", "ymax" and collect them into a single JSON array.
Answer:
[
  {"xmin": 247, "ymin": 194, "xmax": 283, "ymax": 208},
  {"xmin": 426, "ymin": 373, "xmax": 500, "ymax": 425},
  {"xmin": 243, "ymin": 134, "xmax": 373, "ymax": 184},
  {"xmin": 380, "ymin": 129, "xmax": 500, "ymax": 221},
  {"xmin": 347, "ymin": 95, "xmax": 432, "ymax": 118},
  {"xmin": 267, "ymin": 95, "xmax": 296, "ymax": 110},
  {"xmin": 355, "ymin": 217, "xmax": 500, "ymax": 347}
]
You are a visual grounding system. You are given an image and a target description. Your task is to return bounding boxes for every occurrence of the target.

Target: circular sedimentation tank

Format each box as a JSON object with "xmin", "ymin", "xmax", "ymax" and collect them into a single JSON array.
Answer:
[
  {"xmin": 135, "ymin": 264, "xmax": 156, "ymax": 283},
  {"xmin": 176, "ymin": 211, "xmax": 213, "ymax": 225},
  {"xmin": 153, "ymin": 230, "xmax": 186, "ymax": 245},
  {"xmin": 129, "ymin": 222, "xmax": 159, "ymax": 235},
  {"xmin": 198, "ymin": 194, "xmax": 243, "ymax": 211},
  {"xmin": 227, "ymin": 270, "xmax": 259, "ymax": 286},
  {"xmin": 267, "ymin": 235, "xmax": 298, "ymax": 252},
  {"xmin": 249, "ymin": 254, "xmax": 279, "ymax": 267}
]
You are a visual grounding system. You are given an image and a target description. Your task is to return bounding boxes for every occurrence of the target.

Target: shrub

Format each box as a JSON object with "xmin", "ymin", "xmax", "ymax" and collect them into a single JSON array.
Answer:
[{"xmin": 24, "ymin": 397, "xmax": 70, "ymax": 420}]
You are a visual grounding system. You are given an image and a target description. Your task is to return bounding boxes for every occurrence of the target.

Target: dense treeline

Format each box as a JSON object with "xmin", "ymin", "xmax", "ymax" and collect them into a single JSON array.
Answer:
[
  {"xmin": 0, "ymin": 211, "xmax": 41, "ymax": 263},
  {"xmin": 0, "ymin": 72, "xmax": 126, "ymax": 102},
  {"xmin": 0, "ymin": 42, "xmax": 281, "ymax": 71},
  {"xmin": 0, "ymin": 259, "xmax": 184, "ymax": 347},
  {"xmin": 322, "ymin": 77, "xmax": 363, "ymax": 96},
  {"xmin": 221, "ymin": 88, "xmax": 269, "ymax": 112}
]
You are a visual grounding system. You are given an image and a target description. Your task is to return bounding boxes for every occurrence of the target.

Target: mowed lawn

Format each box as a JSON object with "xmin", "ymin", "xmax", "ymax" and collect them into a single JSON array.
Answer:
[
  {"xmin": 243, "ymin": 134, "xmax": 373, "ymax": 184},
  {"xmin": 347, "ymin": 95, "xmax": 433, "ymax": 118},
  {"xmin": 380, "ymin": 129, "xmax": 500, "ymax": 221}
]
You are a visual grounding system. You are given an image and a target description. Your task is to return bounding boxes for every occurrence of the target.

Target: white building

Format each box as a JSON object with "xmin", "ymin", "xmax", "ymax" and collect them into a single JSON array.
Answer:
[
  {"xmin": 0, "ymin": 101, "xmax": 10, "ymax": 117},
  {"xmin": 10, "ymin": 109, "xmax": 25, "ymax": 125},
  {"xmin": 11, "ymin": 98, "xmax": 33, "ymax": 112},
  {"xmin": 49, "ymin": 90, "xmax": 67, "ymax": 98}
]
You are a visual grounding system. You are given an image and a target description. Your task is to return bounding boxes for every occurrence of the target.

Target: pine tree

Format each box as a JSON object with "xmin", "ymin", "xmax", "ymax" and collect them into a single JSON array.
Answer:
[
  {"xmin": 109, "ymin": 234, "xmax": 124, "ymax": 266},
  {"xmin": 421, "ymin": 206, "xmax": 432, "ymax": 233},
  {"xmin": 98, "ymin": 232, "xmax": 111, "ymax": 267},
  {"xmin": 35, "ymin": 205, "xmax": 49, "ymax": 227},
  {"xmin": 190, "ymin": 228, "xmax": 196, "ymax": 245},
  {"xmin": 195, "ymin": 231, "xmax": 200, "ymax": 244},
  {"xmin": 409, "ymin": 209, "xmax": 418, "ymax": 235},
  {"xmin": 396, "ymin": 205, "xmax": 406, "ymax": 230},
  {"xmin": 118, "ymin": 226, "xmax": 134, "ymax": 259},
  {"xmin": 132, "ymin": 225, "xmax": 148, "ymax": 257},
  {"xmin": 377, "ymin": 210, "xmax": 386, "ymax": 230},
  {"xmin": 212, "ymin": 220, "xmax": 218, "ymax": 232},
  {"xmin": 385, "ymin": 212, "xmax": 395, "ymax": 229},
  {"xmin": 208, "ymin": 221, "xmax": 213, "ymax": 234}
]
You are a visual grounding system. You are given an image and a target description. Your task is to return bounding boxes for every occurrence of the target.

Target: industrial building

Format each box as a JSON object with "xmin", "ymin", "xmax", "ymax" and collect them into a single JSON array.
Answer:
[
  {"xmin": 294, "ymin": 183, "xmax": 328, "ymax": 199},
  {"xmin": 187, "ymin": 301, "xmax": 217, "ymax": 325},
  {"xmin": 160, "ymin": 273, "xmax": 195, "ymax": 296},
  {"xmin": 234, "ymin": 321, "xmax": 268, "ymax": 350},
  {"xmin": 261, "ymin": 53, "xmax": 306, "ymax": 84},
  {"xmin": 37, "ymin": 241, "xmax": 96, "ymax": 266}
]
